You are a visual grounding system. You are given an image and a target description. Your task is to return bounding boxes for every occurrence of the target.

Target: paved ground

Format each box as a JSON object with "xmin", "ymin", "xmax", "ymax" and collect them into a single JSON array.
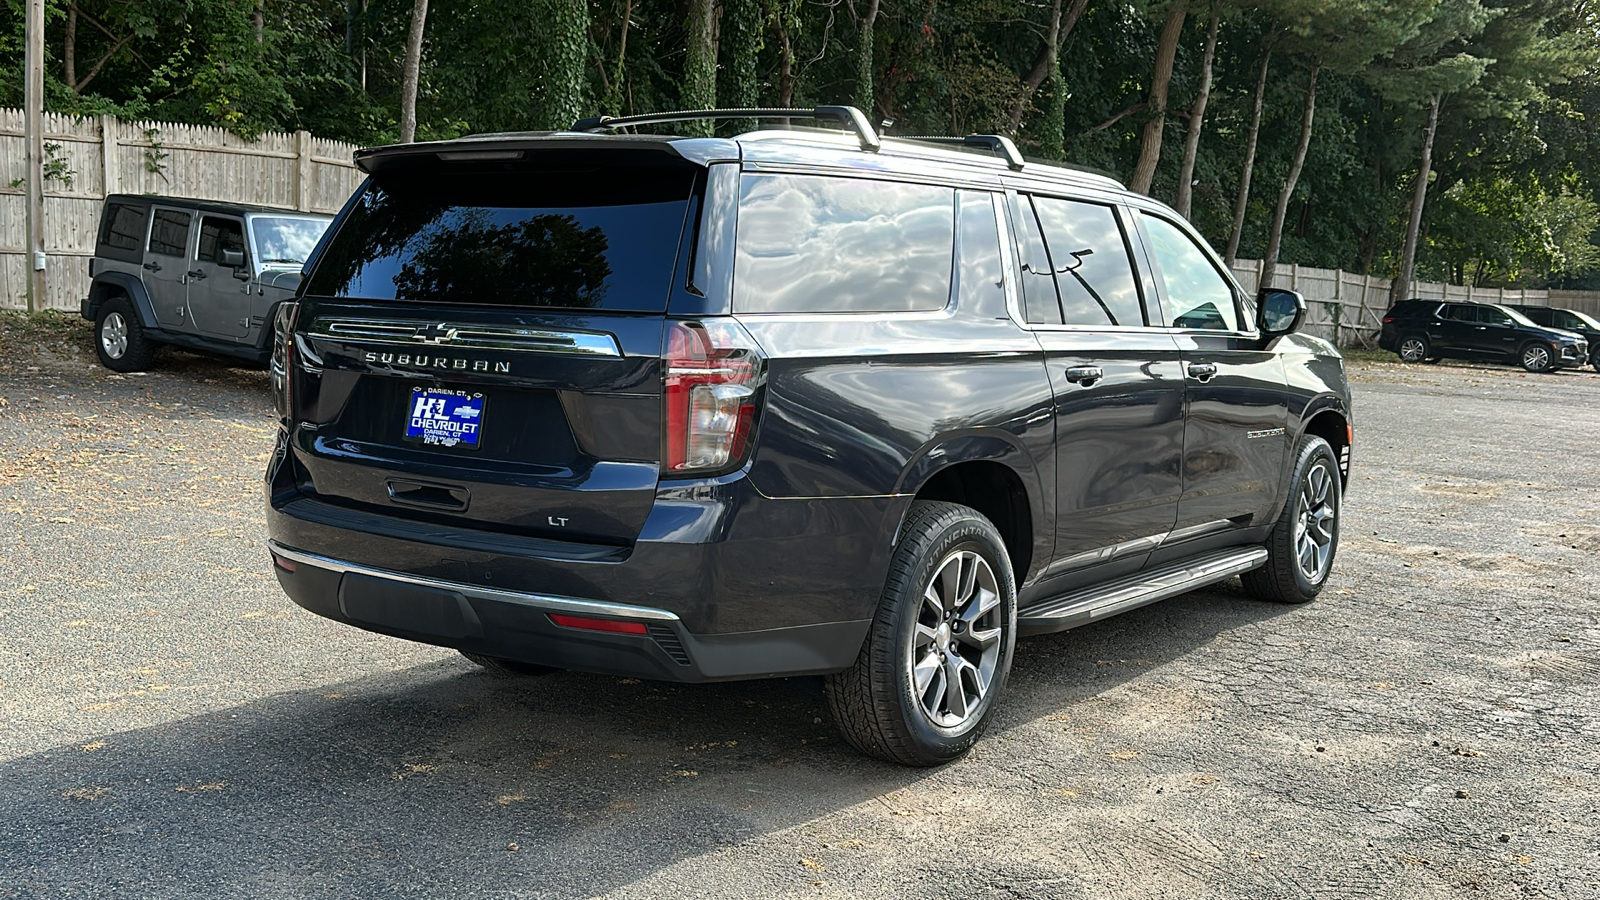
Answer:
[{"xmin": 2, "ymin": 315, "xmax": 1597, "ymax": 899}]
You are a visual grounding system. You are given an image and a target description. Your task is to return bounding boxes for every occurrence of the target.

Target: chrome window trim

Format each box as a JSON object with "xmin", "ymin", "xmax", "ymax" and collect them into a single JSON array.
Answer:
[{"xmin": 268, "ymin": 542, "xmax": 682, "ymax": 622}]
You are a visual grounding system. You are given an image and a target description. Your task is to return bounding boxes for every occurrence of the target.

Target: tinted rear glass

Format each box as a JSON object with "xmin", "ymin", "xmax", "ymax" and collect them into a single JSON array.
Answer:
[
  {"xmin": 100, "ymin": 202, "xmax": 147, "ymax": 252},
  {"xmin": 304, "ymin": 167, "xmax": 695, "ymax": 310}
]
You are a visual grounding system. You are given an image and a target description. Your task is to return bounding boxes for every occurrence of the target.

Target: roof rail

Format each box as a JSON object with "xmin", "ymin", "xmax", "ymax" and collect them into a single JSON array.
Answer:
[
  {"xmin": 891, "ymin": 134, "xmax": 1026, "ymax": 171},
  {"xmin": 570, "ymin": 106, "xmax": 881, "ymax": 153}
]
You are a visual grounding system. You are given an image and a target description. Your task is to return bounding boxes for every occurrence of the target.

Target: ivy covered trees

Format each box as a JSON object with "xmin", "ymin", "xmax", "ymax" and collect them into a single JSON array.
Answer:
[{"xmin": 1, "ymin": 0, "xmax": 1597, "ymax": 287}]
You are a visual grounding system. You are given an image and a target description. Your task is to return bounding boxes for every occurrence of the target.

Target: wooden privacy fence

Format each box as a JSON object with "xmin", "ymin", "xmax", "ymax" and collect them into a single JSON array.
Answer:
[
  {"xmin": 1229, "ymin": 259, "xmax": 1600, "ymax": 346},
  {"xmin": 0, "ymin": 110, "xmax": 365, "ymax": 312}
]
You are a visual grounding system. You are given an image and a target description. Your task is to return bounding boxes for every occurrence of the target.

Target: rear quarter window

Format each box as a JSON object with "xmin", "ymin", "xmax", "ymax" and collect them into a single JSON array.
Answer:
[
  {"xmin": 733, "ymin": 174, "xmax": 955, "ymax": 314},
  {"xmin": 98, "ymin": 201, "xmax": 148, "ymax": 263}
]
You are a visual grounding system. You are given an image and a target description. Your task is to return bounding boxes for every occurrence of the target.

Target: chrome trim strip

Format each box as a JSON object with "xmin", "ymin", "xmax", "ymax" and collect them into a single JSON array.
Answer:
[
  {"xmin": 1043, "ymin": 530, "xmax": 1171, "ymax": 576},
  {"xmin": 267, "ymin": 542, "xmax": 680, "ymax": 622},
  {"xmin": 308, "ymin": 318, "xmax": 622, "ymax": 357}
]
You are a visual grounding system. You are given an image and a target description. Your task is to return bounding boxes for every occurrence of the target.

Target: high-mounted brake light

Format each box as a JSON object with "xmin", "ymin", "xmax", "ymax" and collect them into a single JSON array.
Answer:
[
  {"xmin": 663, "ymin": 319, "xmax": 765, "ymax": 474},
  {"xmin": 270, "ymin": 302, "xmax": 299, "ymax": 424},
  {"xmin": 1381, "ymin": 316, "xmax": 1396, "ymax": 324}
]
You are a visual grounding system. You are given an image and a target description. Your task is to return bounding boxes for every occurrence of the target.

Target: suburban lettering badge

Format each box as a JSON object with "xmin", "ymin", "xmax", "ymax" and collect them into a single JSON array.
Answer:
[{"xmin": 366, "ymin": 351, "xmax": 511, "ymax": 373}]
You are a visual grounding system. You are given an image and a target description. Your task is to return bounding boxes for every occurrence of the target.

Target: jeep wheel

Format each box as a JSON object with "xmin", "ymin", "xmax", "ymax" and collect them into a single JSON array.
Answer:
[
  {"xmin": 1520, "ymin": 342, "xmax": 1555, "ymax": 373},
  {"xmin": 1397, "ymin": 334, "xmax": 1430, "ymax": 363},
  {"xmin": 94, "ymin": 298, "xmax": 155, "ymax": 372},
  {"xmin": 1242, "ymin": 435, "xmax": 1340, "ymax": 604},
  {"xmin": 825, "ymin": 500, "xmax": 1017, "ymax": 767},
  {"xmin": 460, "ymin": 651, "xmax": 558, "ymax": 677}
]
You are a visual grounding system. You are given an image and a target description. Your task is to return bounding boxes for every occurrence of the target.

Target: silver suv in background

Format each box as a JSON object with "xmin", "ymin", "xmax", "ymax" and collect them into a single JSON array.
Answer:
[{"xmin": 81, "ymin": 195, "xmax": 332, "ymax": 372}]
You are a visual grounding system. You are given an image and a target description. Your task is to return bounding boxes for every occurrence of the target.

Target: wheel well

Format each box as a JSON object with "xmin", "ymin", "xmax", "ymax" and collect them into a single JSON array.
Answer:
[
  {"xmin": 912, "ymin": 461, "xmax": 1033, "ymax": 582},
  {"xmin": 1303, "ymin": 410, "xmax": 1350, "ymax": 487},
  {"xmin": 86, "ymin": 280, "xmax": 130, "ymax": 317}
]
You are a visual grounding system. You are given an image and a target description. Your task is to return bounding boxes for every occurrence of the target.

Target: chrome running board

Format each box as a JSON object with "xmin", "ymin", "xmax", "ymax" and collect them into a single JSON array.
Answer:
[{"xmin": 1018, "ymin": 546, "xmax": 1269, "ymax": 637}]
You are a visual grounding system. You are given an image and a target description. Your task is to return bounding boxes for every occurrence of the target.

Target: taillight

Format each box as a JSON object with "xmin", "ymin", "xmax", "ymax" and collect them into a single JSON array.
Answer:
[
  {"xmin": 1381, "ymin": 316, "xmax": 1396, "ymax": 323},
  {"xmin": 662, "ymin": 319, "xmax": 765, "ymax": 474},
  {"xmin": 270, "ymin": 301, "xmax": 298, "ymax": 424}
]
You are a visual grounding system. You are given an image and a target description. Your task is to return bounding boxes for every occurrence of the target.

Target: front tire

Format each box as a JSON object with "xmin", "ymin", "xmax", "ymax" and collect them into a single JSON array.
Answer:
[
  {"xmin": 1242, "ymin": 436, "xmax": 1341, "ymax": 604},
  {"xmin": 1520, "ymin": 342, "xmax": 1555, "ymax": 373},
  {"xmin": 825, "ymin": 501, "xmax": 1017, "ymax": 767},
  {"xmin": 1397, "ymin": 334, "xmax": 1430, "ymax": 363},
  {"xmin": 94, "ymin": 298, "xmax": 154, "ymax": 372}
]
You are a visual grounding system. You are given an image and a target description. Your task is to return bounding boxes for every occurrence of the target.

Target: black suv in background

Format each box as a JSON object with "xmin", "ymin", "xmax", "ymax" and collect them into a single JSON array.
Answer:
[
  {"xmin": 1510, "ymin": 305, "xmax": 1600, "ymax": 373},
  {"xmin": 1379, "ymin": 298, "xmax": 1588, "ymax": 372},
  {"xmin": 266, "ymin": 107, "xmax": 1353, "ymax": 766},
  {"xmin": 81, "ymin": 195, "xmax": 332, "ymax": 372}
]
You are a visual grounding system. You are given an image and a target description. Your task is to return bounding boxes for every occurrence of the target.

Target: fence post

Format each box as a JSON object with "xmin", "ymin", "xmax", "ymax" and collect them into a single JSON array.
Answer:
[
  {"xmin": 100, "ymin": 114, "xmax": 118, "ymax": 199},
  {"xmin": 295, "ymin": 130, "xmax": 313, "ymax": 212}
]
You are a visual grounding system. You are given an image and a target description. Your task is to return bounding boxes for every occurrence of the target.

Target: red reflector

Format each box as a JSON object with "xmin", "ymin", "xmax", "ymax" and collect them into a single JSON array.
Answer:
[
  {"xmin": 1381, "ymin": 316, "xmax": 1396, "ymax": 323},
  {"xmin": 549, "ymin": 614, "xmax": 648, "ymax": 635},
  {"xmin": 272, "ymin": 554, "xmax": 296, "ymax": 573}
]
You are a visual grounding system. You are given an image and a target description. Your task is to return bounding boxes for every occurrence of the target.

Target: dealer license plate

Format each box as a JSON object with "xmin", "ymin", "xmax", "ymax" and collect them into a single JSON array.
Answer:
[{"xmin": 404, "ymin": 387, "xmax": 486, "ymax": 449}]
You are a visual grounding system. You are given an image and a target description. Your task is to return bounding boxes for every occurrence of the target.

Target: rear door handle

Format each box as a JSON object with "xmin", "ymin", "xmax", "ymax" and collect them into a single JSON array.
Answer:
[
  {"xmin": 142, "ymin": 261, "xmax": 161, "ymax": 272},
  {"xmin": 1064, "ymin": 365, "xmax": 1103, "ymax": 386},
  {"xmin": 187, "ymin": 269, "xmax": 207, "ymax": 280},
  {"xmin": 1187, "ymin": 362, "xmax": 1218, "ymax": 381}
]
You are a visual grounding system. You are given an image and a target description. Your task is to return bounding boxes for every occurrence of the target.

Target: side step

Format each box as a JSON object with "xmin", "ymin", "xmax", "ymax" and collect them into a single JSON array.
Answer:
[{"xmin": 1017, "ymin": 546, "xmax": 1269, "ymax": 637}]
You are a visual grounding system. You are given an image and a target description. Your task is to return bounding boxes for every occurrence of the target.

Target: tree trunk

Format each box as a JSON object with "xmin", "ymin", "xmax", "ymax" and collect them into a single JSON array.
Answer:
[
  {"xmin": 1128, "ymin": 2, "xmax": 1187, "ymax": 196},
  {"xmin": 720, "ymin": 0, "xmax": 761, "ymax": 131},
  {"xmin": 1034, "ymin": 0, "xmax": 1065, "ymax": 157},
  {"xmin": 1261, "ymin": 63, "xmax": 1319, "ymax": 289},
  {"xmin": 776, "ymin": 5, "xmax": 795, "ymax": 107},
  {"xmin": 64, "ymin": 3, "xmax": 76, "ymax": 89},
  {"xmin": 254, "ymin": 0, "xmax": 265, "ymax": 43},
  {"xmin": 603, "ymin": 0, "xmax": 632, "ymax": 113},
  {"xmin": 398, "ymin": 0, "xmax": 429, "ymax": 143},
  {"xmin": 855, "ymin": 0, "xmax": 881, "ymax": 114},
  {"xmin": 1390, "ymin": 92, "xmax": 1441, "ymax": 306},
  {"xmin": 541, "ymin": 0, "xmax": 590, "ymax": 130},
  {"xmin": 1224, "ymin": 47, "xmax": 1271, "ymax": 266},
  {"xmin": 1174, "ymin": 9, "xmax": 1218, "ymax": 220},
  {"xmin": 1004, "ymin": 0, "xmax": 1090, "ymax": 135},
  {"xmin": 682, "ymin": 0, "xmax": 718, "ymax": 135}
]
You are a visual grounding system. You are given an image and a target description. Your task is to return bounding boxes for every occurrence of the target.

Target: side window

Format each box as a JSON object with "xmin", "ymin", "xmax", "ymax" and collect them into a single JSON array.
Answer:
[
  {"xmin": 100, "ymin": 202, "xmax": 147, "ymax": 253},
  {"xmin": 1442, "ymin": 304, "xmax": 1470, "ymax": 322},
  {"xmin": 148, "ymin": 210, "xmax": 192, "ymax": 257},
  {"xmin": 1013, "ymin": 196, "xmax": 1062, "ymax": 324},
  {"xmin": 1556, "ymin": 311, "xmax": 1580, "ymax": 329},
  {"xmin": 1482, "ymin": 307, "xmax": 1512, "ymax": 326},
  {"xmin": 955, "ymin": 191, "xmax": 1006, "ymax": 313},
  {"xmin": 1031, "ymin": 196, "xmax": 1145, "ymax": 326},
  {"xmin": 733, "ymin": 174, "xmax": 954, "ymax": 314},
  {"xmin": 1142, "ymin": 213, "xmax": 1240, "ymax": 331},
  {"xmin": 198, "ymin": 216, "xmax": 246, "ymax": 264}
]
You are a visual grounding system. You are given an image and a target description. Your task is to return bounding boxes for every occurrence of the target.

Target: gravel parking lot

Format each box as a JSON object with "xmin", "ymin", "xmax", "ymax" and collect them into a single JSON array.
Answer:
[{"xmin": 2, "ymin": 316, "xmax": 1597, "ymax": 899}]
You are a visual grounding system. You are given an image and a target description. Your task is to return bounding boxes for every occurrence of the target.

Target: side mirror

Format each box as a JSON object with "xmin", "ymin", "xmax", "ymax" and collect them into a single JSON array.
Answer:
[
  {"xmin": 221, "ymin": 247, "xmax": 245, "ymax": 268},
  {"xmin": 1257, "ymin": 288, "xmax": 1306, "ymax": 337}
]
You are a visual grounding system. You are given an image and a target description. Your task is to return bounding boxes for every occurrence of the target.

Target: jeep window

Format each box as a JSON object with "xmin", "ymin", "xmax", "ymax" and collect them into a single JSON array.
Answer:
[
  {"xmin": 253, "ymin": 217, "xmax": 329, "ymax": 266},
  {"xmin": 1142, "ymin": 213, "xmax": 1239, "ymax": 331},
  {"xmin": 733, "ymin": 174, "xmax": 954, "ymax": 314},
  {"xmin": 956, "ymin": 191, "xmax": 1006, "ymax": 314},
  {"xmin": 198, "ymin": 217, "xmax": 246, "ymax": 264},
  {"xmin": 148, "ymin": 209, "xmax": 192, "ymax": 257},
  {"xmin": 1031, "ymin": 196, "xmax": 1145, "ymax": 327},
  {"xmin": 99, "ymin": 202, "xmax": 147, "ymax": 261},
  {"xmin": 303, "ymin": 166, "xmax": 696, "ymax": 310}
]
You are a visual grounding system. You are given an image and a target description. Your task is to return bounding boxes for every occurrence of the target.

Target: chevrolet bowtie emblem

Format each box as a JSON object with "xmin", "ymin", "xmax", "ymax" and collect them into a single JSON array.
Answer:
[{"xmin": 411, "ymin": 323, "xmax": 458, "ymax": 344}]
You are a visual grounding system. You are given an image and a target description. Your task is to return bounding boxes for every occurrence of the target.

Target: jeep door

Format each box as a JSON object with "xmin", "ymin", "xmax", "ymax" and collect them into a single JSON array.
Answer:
[
  {"xmin": 187, "ymin": 215, "xmax": 252, "ymax": 341},
  {"xmin": 1009, "ymin": 191, "xmax": 1184, "ymax": 582},
  {"xmin": 145, "ymin": 207, "xmax": 196, "ymax": 333},
  {"xmin": 1134, "ymin": 210, "xmax": 1289, "ymax": 548}
]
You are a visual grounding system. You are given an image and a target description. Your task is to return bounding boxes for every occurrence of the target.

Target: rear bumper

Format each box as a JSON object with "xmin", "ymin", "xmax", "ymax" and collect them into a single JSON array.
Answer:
[
  {"xmin": 269, "ymin": 543, "xmax": 870, "ymax": 682},
  {"xmin": 265, "ymin": 437, "xmax": 898, "ymax": 682}
]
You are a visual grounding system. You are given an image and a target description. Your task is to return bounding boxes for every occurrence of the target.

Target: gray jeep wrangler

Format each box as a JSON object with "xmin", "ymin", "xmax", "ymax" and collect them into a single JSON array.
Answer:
[{"xmin": 81, "ymin": 194, "xmax": 332, "ymax": 372}]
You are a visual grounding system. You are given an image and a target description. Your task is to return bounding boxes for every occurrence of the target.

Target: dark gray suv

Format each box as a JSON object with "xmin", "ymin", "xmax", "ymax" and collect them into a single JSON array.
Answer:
[
  {"xmin": 266, "ymin": 107, "xmax": 1353, "ymax": 766},
  {"xmin": 81, "ymin": 194, "xmax": 331, "ymax": 372}
]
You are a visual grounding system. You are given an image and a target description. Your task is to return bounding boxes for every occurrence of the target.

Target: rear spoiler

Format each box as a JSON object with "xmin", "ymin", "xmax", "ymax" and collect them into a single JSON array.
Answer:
[{"xmin": 353, "ymin": 134, "xmax": 741, "ymax": 175}]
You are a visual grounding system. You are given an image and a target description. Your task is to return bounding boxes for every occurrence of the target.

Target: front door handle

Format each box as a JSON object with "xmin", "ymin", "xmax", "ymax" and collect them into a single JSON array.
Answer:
[
  {"xmin": 1187, "ymin": 362, "xmax": 1218, "ymax": 382},
  {"xmin": 187, "ymin": 269, "xmax": 207, "ymax": 280},
  {"xmin": 142, "ymin": 261, "xmax": 161, "ymax": 272},
  {"xmin": 1064, "ymin": 365, "xmax": 1103, "ymax": 386}
]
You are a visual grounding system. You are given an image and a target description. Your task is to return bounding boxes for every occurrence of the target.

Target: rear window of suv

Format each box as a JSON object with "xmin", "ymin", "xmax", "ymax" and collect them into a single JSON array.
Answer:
[{"xmin": 303, "ymin": 166, "xmax": 696, "ymax": 310}]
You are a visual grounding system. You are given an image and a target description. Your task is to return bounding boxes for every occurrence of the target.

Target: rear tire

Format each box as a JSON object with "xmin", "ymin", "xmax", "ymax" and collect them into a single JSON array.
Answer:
[
  {"xmin": 825, "ymin": 501, "xmax": 1017, "ymax": 767},
  {"xmin": 460, "ymin": 651, "xmax": 559, "ymax": 677},
  {"xmin": 1397, "ymin": 334, "xmax": 1430, "ymax": 363},
  {"xmin": 94, "ymin": 297, "xmax": 155, "ymax": 372},
  {"xmin": 1242, "ymin": 435, "xmax": 1340, "ymax": 604}
]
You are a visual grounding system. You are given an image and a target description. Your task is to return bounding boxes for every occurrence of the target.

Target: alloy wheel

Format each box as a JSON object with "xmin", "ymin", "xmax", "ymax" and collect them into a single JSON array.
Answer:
[
  {"xmin": 1294, "ymin": 461, "xmax": 1337, "ymax": 583},
  {"xmin": 1523, "ymin": 345, "xmax": 1550, "ymax": 371},
  {"xmin": 1398, "ymin": 338, "xmax": 1426, "ymax": 362},
  {"xmin": 100, "ymin": 312, "xmax": 129, "ymax": 359},
  {"xmin": 909, "ymin": 549, "xmax": 1004, "ymax": 728}
]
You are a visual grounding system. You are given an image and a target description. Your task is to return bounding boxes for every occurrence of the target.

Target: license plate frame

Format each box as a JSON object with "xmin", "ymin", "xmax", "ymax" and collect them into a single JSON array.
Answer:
[{"xmin": 403, "ymin": 386, "xmax": 487, "ymax": 450}]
